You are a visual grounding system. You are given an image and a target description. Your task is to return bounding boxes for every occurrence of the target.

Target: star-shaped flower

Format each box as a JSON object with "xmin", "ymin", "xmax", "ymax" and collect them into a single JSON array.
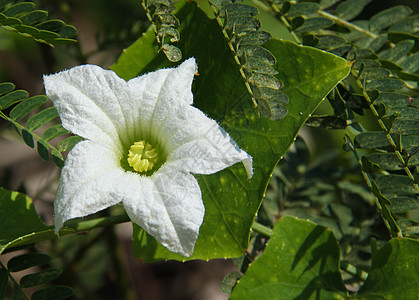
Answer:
[{"xmin": 44, "ymin": 58, "xmax": 253, "ymax": 256}]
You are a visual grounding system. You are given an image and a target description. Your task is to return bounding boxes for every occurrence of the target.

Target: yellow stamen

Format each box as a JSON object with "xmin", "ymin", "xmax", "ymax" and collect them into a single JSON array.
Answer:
[{"xmin": 127, "ymin": 141, "xmax": 159, "ymax": 172}]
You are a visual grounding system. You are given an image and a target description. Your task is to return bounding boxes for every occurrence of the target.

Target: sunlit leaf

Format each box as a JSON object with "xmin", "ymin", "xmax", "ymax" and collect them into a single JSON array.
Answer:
[
  {"xmin": 0, "ymin": 189, "xmax": 49, "ymax": 255},
  {"xmin": 230, "ymin": 217, "xmax": 347, "ymax": 299},
  {"xmin": 356, "ymin": 238, "xmax": 419, "ymax": 299}
]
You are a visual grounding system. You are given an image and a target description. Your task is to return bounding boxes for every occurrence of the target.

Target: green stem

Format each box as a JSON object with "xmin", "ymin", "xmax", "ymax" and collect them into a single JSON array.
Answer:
[
  {"xmin": 317, "ymin": 10, "xmax": 378, "ymax": 39},
  {"xmin": 4, "ymin": 213, "xmax": 131, "ymax": 252},
  {"xmin": 63, "ymin": 213, "xmax": 131, "ymax": 232},
  {"xmin": 252, "ymin": 221, "xmax": 273, "ymax": 237},
  {"xmin": 340, "ymin": 261, "xmax": 368, "ymax": 282}
]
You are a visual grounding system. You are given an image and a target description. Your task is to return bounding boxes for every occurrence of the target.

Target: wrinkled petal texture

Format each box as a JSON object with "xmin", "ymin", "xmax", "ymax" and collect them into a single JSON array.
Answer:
[
  {"xmin": 54, "ymin": 140, "xmax": 127, "ymax": 231},
  {"xmin": 123, "ymin": 166, "xmax": 204, "ymax": 256},
  {"xmin": 44, "ymin": 58, "xmax": 253, "ymax": 256}
]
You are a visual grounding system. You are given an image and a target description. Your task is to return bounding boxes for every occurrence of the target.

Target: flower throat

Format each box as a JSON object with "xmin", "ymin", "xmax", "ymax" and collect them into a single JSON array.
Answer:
[{"xmin": 127, "ymin": 140, "xmax": 159, "ymax": 172}]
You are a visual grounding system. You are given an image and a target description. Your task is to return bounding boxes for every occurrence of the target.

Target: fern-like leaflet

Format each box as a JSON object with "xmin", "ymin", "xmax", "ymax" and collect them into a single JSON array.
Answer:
[
  {"xmin": 208, "ymin": 0, "xmax": 288, "ymax": 120},
  {"xmin": 0, "ymin": 82, "xmax": 83, "ymax": 168},
  {"xmin": 265, "ymin": 0, "xmax": 419, "ymax": 238},
  {"xmin": 0, "ymin": 0, "xmax": 77, "ymax": 47},
  {"xmin": 140, "ymin": 0, "xmax": 182, "ymax": 62},
  {"xmin": 0, "ymin": 252, "xmax": 73, "ymax": 300}
]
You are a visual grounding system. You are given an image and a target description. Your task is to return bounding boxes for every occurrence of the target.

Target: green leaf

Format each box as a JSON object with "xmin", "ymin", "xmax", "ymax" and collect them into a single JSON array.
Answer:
[
  {"xmin": 376, "ymin": 174, "xmax": 417, "ymax": 197},
  {"xmin": 221, "ymin": 271, "xmax": 241, "ymax": 294},
  {"xmin": 57, "ymin": 136, "xmax": 84, "ymax": 152},
  {"xmin": 20, "ymin": 268, "xmax": 62, "ymax": 288},
  {"xmin": 115, "ymin": 3, "xmax": 349, "ymax": 261},
  {"xmin": 9, "ymin": 95, "xmax": 48, "ymax": 121},
  {"xmin": 367, "ymin": 78, "xmax": 406, "ymax": 91},
  {"xmin": 19, "ymin": 10, "xmax": 48, "ymax": 25},
  {"xmin": 26, "ymin": 107, "xmax": 58, "ymax": 131},
  {"xmin": 369, "ymin": 5, "xmax": 413, "ymax": 32},
  {"xmin": 0, "ymin": 90, "xmax": 28, "ymax": 110},
  {"xmin": 379, "ymin": 40, "xmax": 415, "ymax": 62},
  {"xmin": 7, "ymin": 253, "xmax": 50, "ymax": 273},
  {"xmin": 37, "ymin": 140, "xmax": 50, "ymax": 162},
  {"xmin": 390, "ymin": 196, "xmax": 419, "ymax": 213},
  {"xmin": 399, "ymin": 51, "xmax": 419, "ymax": 73},
  {"xmin": 389, "ymin": 15, "xmax": 419, "ymax": 34},
  {"xmin": 287, "ymin": 2, "xmax": 320, "ymax": 18},
  {"xmin": 42, "ymin": 124, "xmax": 69, "ymax": 141},
  {"xmin": 21, "ymin": 129, "xmax": 34, "ymax": 148},
  {"xmin": 336, "ymin": 0, "xmax": 372, "ymax": 21},
  {"xmin": 391, "ymin": 119, "xmax": 419, "ymax": 135},
  {"xmin": 2, "ymin": 2, "xmax": 35, "ymax": 17},
  {"xmin": 0, "ymin": 189, "xmax": 49, "ymax": 255},
  {"xmin": 230, "ymin": 217, "xmax": 347, "ymax": 299},
  {"xmin": 51, "ymin": 149, "xmax": 64, "ymax": 168},
  {"xmin": 296, "ymin": 17, "xmax": 334, "ymax": 32},
  {"xmin": 0, "ymin": 82, "xmax": 15, "ymax": 95},
  {"xmin": 31, "ymin": 286, "xmax": 74, "ymax": 300},
  {"xmin": 110, "ymin": 27, "xmax": 158, "ymax": 80},
  {"xmin": 356, "ymin": 238, "xmax": 419, "ymax": 299}
]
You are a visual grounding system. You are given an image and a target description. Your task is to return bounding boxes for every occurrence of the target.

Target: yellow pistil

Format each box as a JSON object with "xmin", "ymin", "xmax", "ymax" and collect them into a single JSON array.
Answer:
[{"xmin": 127, "ymin": 141, "xmax": 159, "ymax": 173}]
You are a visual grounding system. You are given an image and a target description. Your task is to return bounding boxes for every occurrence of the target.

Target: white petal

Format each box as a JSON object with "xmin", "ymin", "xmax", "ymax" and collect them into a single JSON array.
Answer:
[
  {"xmin": 54, "ymin": 140, "xmax": 129, "ymax": 232},
  {"xmin": 160, "ymin": 104, "xmax": 253, "ymax": 179},
  {"xmin": 122, "ymin": 166, "xmax": 204, "ymax": 257},
  {"xmin": 43, "ymin": 65, "xmax": 132, "ymax": 154},
  {"xmin": 125, "ymin": 58, "xmax": 197, "ymax": 140}
]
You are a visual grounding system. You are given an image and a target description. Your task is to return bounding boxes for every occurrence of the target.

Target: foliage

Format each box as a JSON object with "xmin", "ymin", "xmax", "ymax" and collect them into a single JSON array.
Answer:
[
  {"xmin": 0, "ymin": 0, "xmax": 77, "ymax": 47},
  {"xmin": 0, "ymin": 0, "xmax": 418, "ymax": 299}
]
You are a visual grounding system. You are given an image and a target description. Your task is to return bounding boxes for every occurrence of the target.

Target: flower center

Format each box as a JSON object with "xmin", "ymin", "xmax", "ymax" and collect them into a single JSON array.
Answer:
[{"xmin": 127, "ymin": 140, "xmax": 160, "ymax": 173}]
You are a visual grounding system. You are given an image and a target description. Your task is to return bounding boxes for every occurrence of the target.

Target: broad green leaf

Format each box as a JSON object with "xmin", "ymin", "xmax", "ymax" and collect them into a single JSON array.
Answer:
[
  {"xmin": 26, "ymin": 107, "xmax": 58, "ymax": 131},
  {"xmin": 336, "ymin": 0, "xmax": 372, "ymax": 21},
  {"xmin": 117, "ymin": 3, "xmax": 349, "ymax": 261},
  {"xmin": 369, "ymin": 6, "xmax": 413, "ymax": 32},
  {"xmin": 0, "ymin": 189, "xmax": 49, "ymax": 254},
  {"xmin": 0, "ymin": 90, "xmax": 28, "ymax": 110},
  {"xmin": 7, "ymin": 253, "xmax": 51, "ymax": 272},
  {"xmin": 356, "ymin": 238, "xmax": 419, "ymax": 299},
  {"xmin": 20, "ymin": 268, "xmax": 62, "ymax": 288},
  {"xmin": 9, "ymin": 95, "xmax": 48, "ymax": 121},
  {"xmin": 110, "ymin": 26, "xmax": 158, "ymax": 80},
  {"xmin": 31, "ymin": 286, "xmax": 74, "ymax": 300},
  {"xmin": 230, "ymin": 217, "xmax": 347, "ymax": 299}
]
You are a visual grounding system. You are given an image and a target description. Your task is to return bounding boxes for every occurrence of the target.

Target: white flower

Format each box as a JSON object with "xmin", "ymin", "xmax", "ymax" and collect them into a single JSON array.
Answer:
[{"xmin": 44, "ymin": 58, "xmax": 253, "ymax": 257}]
